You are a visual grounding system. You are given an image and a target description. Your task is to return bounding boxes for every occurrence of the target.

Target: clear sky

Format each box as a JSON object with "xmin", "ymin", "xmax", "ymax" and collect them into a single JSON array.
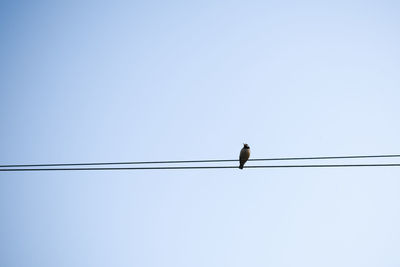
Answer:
[{"xmin": 1, "ymin": 1, "xmax": 400, "ymax": 266}]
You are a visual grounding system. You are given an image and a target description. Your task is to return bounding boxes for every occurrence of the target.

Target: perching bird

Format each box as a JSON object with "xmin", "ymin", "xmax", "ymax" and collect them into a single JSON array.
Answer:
[{"xmin": 239, "ymin": 144, "xmax": 250, "ymax": 169}]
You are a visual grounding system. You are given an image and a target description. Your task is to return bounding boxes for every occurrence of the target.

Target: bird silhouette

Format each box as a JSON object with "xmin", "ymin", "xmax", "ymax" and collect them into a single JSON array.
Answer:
[{"xmin": 239, "ymin": 144, "xmax": 250, "ymax": 169}]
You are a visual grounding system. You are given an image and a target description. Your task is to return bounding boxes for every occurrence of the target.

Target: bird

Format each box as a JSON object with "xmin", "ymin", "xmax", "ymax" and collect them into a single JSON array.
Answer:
[{"xmin": 239, "ymin": 144, "xmax": 250, "ymax": 169}]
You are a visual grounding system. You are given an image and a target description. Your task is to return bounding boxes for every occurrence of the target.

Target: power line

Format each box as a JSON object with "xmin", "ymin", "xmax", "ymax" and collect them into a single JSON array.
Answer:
[
  {"xmin": 1, "ymin": 154, "xmax": 400, "ymax": 168},
  {"xmin": 2, "ymin": 163, "xmax": 400, "ymax": 172}
]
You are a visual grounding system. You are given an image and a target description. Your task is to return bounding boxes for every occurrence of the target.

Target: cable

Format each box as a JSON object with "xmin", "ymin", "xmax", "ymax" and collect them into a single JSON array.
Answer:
[
  {"xmin": 2, "ymin": 154, "xmax": 400, "ymax": 168},
  {"xmin": 2, "ymin": 163, "xmax": 400, "ymax": 171}
]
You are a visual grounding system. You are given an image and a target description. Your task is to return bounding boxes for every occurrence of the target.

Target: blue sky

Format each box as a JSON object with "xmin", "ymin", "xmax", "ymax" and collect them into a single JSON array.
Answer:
[{"xmin": 1, "ymin": 1, "xmax": 400, "ymax": 266}]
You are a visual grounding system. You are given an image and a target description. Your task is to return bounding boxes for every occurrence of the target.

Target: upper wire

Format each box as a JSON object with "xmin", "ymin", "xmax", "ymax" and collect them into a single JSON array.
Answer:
[{"xmin": 1, "ymin": 154, "xmax": 400, "ymax": 168}]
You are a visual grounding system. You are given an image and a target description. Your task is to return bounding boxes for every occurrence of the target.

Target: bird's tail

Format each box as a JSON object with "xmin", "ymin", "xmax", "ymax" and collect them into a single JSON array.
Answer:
[{"xmin": 239, "ymin": 164, "xmax": 244, "ymax": 169}]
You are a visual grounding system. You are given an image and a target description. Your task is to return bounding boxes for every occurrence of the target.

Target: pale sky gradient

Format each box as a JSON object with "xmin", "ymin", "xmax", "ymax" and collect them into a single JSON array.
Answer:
[{"xmin": 1, "ymin": 1, "xmax": 400, "ymax": 266}]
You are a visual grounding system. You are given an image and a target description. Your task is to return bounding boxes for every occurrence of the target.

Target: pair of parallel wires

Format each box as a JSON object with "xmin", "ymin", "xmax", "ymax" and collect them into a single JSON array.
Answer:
[{"xmin": 1, "ymin": 154, "xmax": 400, "ymax": 171}]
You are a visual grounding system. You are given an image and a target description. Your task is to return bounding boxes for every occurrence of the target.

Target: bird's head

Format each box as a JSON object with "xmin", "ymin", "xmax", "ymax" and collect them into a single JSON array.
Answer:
[{"xmin": 243, "ymin": 143, "xmax": 250, "ymax": 149}]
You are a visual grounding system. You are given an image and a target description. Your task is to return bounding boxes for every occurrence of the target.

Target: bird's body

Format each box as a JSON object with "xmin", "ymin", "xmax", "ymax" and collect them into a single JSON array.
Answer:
[{"xmin": 239, "ymin": 144, "xmax": 250, "ymax": 169}]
